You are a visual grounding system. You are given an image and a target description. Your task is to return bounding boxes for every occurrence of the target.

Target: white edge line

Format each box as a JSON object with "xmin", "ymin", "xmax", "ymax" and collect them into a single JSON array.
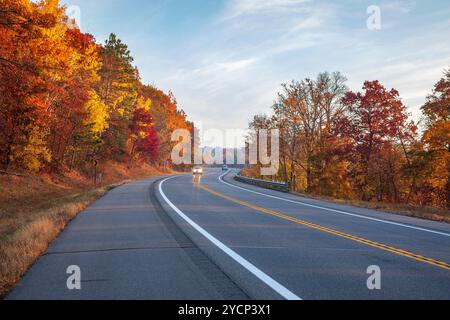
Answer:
[
  {"xmin": 219, "ymin": 171, "xmax": 450, "ymax": 238},
  {"xmin": 158, "ymin": 176, "xmax": 302, "ymax": 301}
]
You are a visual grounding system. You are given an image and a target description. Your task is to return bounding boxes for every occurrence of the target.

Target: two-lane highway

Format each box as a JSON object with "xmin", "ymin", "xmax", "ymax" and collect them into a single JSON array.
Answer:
[
  {"xmin": 8, "ymin": 169, "xmax": 450, "ymax": 300},
  {"xmin": 157, "ymin": 168, "xmax": 450, "ymax": 300}
]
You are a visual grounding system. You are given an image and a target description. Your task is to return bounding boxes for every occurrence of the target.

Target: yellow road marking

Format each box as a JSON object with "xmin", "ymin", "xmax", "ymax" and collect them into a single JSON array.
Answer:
[{"xmin": 196, "ymin": 182, "xmax": 450, "ymax": 271}]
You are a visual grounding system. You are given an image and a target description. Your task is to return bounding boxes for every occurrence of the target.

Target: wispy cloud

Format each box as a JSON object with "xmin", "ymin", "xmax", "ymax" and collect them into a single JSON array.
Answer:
[
  {"xmin": 162, "ymin": 58, "xmax": 259, "ymax": 83},
  {"xmin": 220, "ymin": 0, "xmax": 312, "ymax": 20},
  {"xmin": 381, "ymin": 1, "xmax": 417, "ymax": 13},
  {"xmin": 216, "ymin": 0, "xmax": 335, "ymax": 59},
  {"xmin": 216, "ymin": 58, "xmax": 260, "ymax": 72}
]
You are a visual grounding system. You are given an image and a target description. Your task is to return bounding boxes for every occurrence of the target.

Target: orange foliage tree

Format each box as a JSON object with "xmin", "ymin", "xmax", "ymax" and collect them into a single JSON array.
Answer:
[{"xmin": 0, "ymin": 0, "xmax": 191, "ymax": 174}]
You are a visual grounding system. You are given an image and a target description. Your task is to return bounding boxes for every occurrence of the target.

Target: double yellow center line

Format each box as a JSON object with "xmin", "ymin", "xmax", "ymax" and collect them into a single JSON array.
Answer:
[{"xmin": 196, "ymin": 182, "xmax": 450, "ymax": 271}]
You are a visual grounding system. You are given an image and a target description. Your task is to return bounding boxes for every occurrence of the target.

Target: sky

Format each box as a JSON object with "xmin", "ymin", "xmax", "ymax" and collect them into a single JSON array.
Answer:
[{"xmin": 61, "ymin": 0, "xmax": 450, "ymax": 147}]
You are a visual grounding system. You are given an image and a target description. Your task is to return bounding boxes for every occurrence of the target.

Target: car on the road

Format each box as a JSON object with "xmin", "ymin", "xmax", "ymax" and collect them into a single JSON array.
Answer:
[
  {"xmin": 222, "ymin": 165, "xmax": 229, "ymax": 171},
  {"xmin": 192, "ymin": 166, "xmax": 203, "ymax": 175}
]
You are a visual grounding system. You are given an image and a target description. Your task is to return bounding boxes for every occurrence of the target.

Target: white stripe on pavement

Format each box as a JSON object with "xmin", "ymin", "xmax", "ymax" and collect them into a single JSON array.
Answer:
[{"xmin": 158, "ymin": 176, "xmax": 302, "ymax": 301}]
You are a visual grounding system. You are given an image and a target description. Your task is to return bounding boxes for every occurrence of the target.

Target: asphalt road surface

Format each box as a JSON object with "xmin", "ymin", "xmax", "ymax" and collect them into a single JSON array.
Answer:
[{"xmin": 7, "ymin": 169, "xmax": 450, "ymax": 300}]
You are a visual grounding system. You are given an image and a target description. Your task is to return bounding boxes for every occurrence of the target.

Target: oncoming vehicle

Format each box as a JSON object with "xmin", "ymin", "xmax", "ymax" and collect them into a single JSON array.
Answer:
[
  {"xmin": 192, "ymin": 166, "xmax": 203, "ymax": 175},
  {"xmin": 222, "ymin": 165, "xmax": 229, "ymax": 171}
]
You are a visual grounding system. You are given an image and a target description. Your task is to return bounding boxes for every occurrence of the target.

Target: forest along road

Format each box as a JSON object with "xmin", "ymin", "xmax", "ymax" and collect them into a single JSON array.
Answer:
[{"xmin": 8, "ymin": 169, "xmax": 450, "ymax": 300}]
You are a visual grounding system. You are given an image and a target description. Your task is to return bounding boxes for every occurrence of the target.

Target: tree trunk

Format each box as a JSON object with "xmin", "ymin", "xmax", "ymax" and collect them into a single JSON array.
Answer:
[
  {"xmin": 446, "ymin": 169, "xmax": 450, "ymax": 209},
  {"xmin": 3, "ymin": 143, "xmax": 11, "ymax": 172},
  {"xmin": 128, "ymin": 141, "xmax": 136, "ymax": 168},
  {"xmin": 289, "ymin": 158, "xmax": 295, "ymax": 191},
  {"xmin": 283, "ymin": 156, "xmax": 288, "ymax": 183},
  {"xmin": 306, "ymin": 163, "xmax": 312, "ymax": 194}
]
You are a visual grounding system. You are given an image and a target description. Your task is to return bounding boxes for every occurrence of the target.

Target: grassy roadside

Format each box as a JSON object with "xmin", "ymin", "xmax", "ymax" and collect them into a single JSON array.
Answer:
[
  {"xmin": 238, "ymin": 169, "xmax": 449, "ymax": 224},
  {"xmin": 291, "ymin": 191, "xmax": 450, "ymax": 224},
  {"xmin": 248, "ymin": 180, "xmax": 449, "ymax": 222},
  {"xmin": 0, "ymin": 162, "xmax": 169, "ymax": 298}
]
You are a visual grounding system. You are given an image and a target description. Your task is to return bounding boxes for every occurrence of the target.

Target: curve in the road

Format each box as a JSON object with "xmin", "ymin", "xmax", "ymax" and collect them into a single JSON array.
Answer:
[
  {"xmin": 218, "ymin": 171, "xmax": 450, "ymax": 238},
  {"xmin": 195, "ymin": 181, "xmax": 450, "ymax": 271},
  {"xmin": 159, "ymin": 176, "xmax": 302, "ymax": 301}
]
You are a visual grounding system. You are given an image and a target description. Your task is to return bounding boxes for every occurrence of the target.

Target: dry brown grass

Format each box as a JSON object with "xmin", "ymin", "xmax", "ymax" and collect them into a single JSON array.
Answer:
[
  {"xmin": 0, "ymin": 162, "xmax": 168, "ymax": 298},
  {"xmin": 0, "ymin": 185, "xmax": 118, "ymax": 297}
]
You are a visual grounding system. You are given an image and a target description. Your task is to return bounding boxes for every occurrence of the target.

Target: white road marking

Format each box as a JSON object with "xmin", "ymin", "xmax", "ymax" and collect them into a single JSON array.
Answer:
[
  {"xmin": 218, "ymin": 171, "xmax": 450, "ymax": 238},
  {"xmin": 158, "ymin": 176, "xmax": 302, "ymax": 301}
]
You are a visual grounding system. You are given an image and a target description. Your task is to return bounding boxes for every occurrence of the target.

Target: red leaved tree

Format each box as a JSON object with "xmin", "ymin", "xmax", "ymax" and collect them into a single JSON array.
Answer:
[{"xmin": 340, "ymin": 80, "xmax": 416, "ymax": 201}]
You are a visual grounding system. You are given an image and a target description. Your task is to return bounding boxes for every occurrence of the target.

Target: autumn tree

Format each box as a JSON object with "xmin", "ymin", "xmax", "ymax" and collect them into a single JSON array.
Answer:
[
  {"xmin": 418, "ymin": 69, "xmax": 450, "ymax": 207},
  {"xmin": 0, "ymin": 0, "xmax": 61, "ymax": 171},
  {"xmin": 0, "ymin": 0, "xmax": 110, "ymax": 173},
  {"xmin": 0, "ymin": 1, "xmax": 181, "ymax": 174},
  {"xmin": 139, "ymin": 85, "xmax": 192, "ymax": 165},
  {"xmin": 340, "ymin": 80, "xmax": 416, "ymax": 201},
  {"xmin": 96, "ymin": 33, "xmax": 140, "ymax": 160},
  {"xmin": 269, "ymin": 72, "xmax": 348, "ymax": 192},
  {"xmin": 248, "ymin": 114, "xmax": 275, "ymax": 179},
  {"xmin": 47, "ymin": 27, "xmax": 103, "ymax": 171},
  {"xmin": 248, "ymin": 76, "xmax": 424, "ymax": 204},
  {"xmin": 128, "ymin": 96, "xmax": 154, "ymax": 165},
  {"xmin": 136, "ymin": 125, "xmax": 159, "ymax": 162}
]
